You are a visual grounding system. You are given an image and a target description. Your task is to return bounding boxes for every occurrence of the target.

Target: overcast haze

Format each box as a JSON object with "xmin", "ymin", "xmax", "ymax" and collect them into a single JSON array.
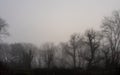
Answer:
[{"xmin": 0, "ymin": 0, "xmax": 120, "ymax": 46}]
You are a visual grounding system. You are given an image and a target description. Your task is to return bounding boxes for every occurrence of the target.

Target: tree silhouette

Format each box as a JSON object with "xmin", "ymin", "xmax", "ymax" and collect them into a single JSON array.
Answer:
[
  {"xmin": 0, "ymin": 17, "xmax": 9, "ymax": 72},
  {"xmin": 83, "ymin": 29, "xmax": 103, "ymax": 69},
  {"xmin": 101, "ymin": 10, "xmax": 120, "ymax": 69},
  {"xmin": 41, "ymin": 43, "xmax": 56, "ymax": 68}
]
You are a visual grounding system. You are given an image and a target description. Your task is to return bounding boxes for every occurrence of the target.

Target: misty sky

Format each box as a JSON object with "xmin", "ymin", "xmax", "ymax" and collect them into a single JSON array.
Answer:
[{"xmin": 0, "ymin": 0, "xmax": 120, "ymax": 46}]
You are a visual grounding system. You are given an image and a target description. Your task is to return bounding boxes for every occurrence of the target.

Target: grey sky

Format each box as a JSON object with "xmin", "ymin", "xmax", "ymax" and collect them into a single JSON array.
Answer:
[{"xmin": 0, "ymin": 0, "xmax": 120, "ymax": 46}]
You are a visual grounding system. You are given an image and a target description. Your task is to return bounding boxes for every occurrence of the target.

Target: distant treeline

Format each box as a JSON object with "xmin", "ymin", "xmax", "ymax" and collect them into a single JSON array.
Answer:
[{"xmin": 0, "ymin": 10, "xmax": 120, "ymax": 75}]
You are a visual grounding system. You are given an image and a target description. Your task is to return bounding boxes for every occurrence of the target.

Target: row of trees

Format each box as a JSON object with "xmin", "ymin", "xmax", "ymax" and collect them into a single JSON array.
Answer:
[{"xmin": 0, "ymin": 10, "xmax": 120, "ymax": 70}]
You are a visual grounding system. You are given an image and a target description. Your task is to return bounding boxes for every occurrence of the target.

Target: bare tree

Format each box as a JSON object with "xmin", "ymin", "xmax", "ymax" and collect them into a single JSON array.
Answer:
[
  {"xmin": 22, "ymin": 43, "xmax": 36, "ymax": 69},
  {"xmin": 101, "ymin": 10, "xmax": 120, "ymax": 69},
  {"xmin": 41, "ymin": 43, "xmax": 56, "ymax": 68},
  {"xmin": 0, "ymin": 17, "xmax": 9, "ymax": 57},
  {"xmin": 101, "ymin": 44, "xmax": 111, "ymax": 68},
  {"xmin": 62, "ymin": 33, "xmax": 83, "ymax": 69},
  {"xmin": 83, "ymin": 29, "xmax": 103, "ymax": 69},
  {"xmin": 0, "ymin": 17, "xmax": 9, "ymax": 69},
  {"xmin": 70, "ymin": 34, "xmax": 79, "ymax": 68},
  {"xmin": 0, "ymin": 43, "xmax": 11, "ymax": 68},
  {"xmin": 10, "ymin": 43, "xmax": 35, "ymax": 69},
  {"xmin": 60, "ymin": 42, "xmax": 73, "ymax": 68}
]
